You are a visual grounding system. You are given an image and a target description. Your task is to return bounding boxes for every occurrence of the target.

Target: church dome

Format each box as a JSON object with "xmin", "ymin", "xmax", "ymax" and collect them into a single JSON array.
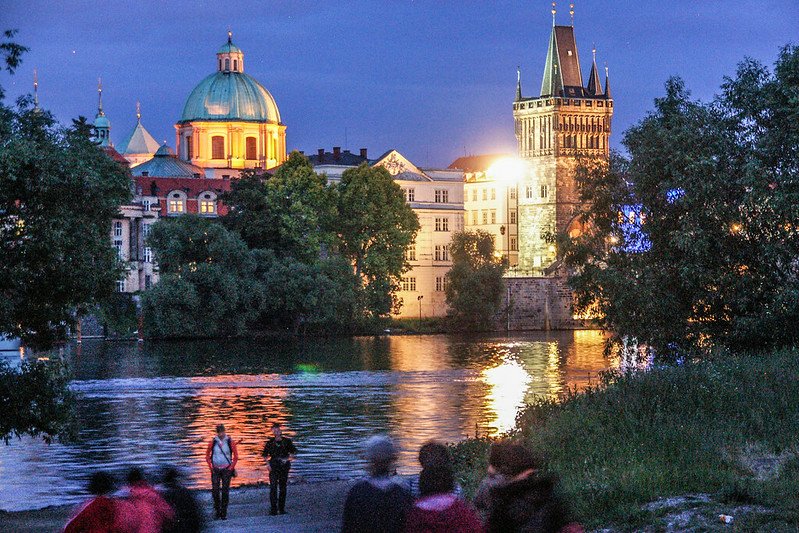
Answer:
[
  {"xmin": 178, "ymin": 71, "xmax": 281, "ymax": 123},
  {"xmin": 179, "ymin": 34, "xmax": 281, "ymax": 124}
]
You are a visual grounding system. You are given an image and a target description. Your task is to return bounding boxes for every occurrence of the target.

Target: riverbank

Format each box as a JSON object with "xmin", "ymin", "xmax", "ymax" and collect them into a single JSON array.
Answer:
[
  {"xmin": 0, "ymin": 480, "xmax": 354, "ymax": 532},
  {"xmin": 452, "ymin": 349, "xmax": 799, "ymax": 530}
]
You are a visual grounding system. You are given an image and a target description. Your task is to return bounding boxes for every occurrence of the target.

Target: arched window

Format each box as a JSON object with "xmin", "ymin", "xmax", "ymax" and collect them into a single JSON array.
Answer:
[
  {"xmin": 233, "ymin": 59, "xmax": 238, "ymax": 71},
  {"xmin": 185, "ymin": 136, "xmax": 193, "ymax": 159},
  {"xmin": 271, "ymin": 137, "xmax": 277, "ymax": 159},
  {"xmin": 218, "ymin": 59, "xmax": 222, "ymax": 71},
  {"xmin": 224, "ymin": 58, "xmax": 230, "ymax": 71},
  {"xmin": 211, "ymin": 136, "xmax": 225, "ymax": 160},
  {"xmin": 199, "ymin": 191, "xmax": 217, "ymax": 216},
  {"xmin": 167, "ymin": 191, "xmax": 187, "ymax": 215},
  {"xmin": 246, "ymin": 137, "xmax": 257, "ymax": 160}
]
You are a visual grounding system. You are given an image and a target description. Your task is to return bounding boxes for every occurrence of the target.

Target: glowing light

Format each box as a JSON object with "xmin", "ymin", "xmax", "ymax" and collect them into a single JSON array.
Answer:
[
  {"xmin": 608, "ymin": 235, "xmax": 619, "ymax": 245},
  {"xmin": 730, "ymin": 223, "xmax": 743, "ymax": 235},
  {"xmin": 548, "ymin": 244, "xmax": 556, "ymax": 253},
  {"xmin": 486, "ymin": 157, "xmax": 530, "ymax": 186},
  {"xmin": 482, "ymin": 357, "xmax": 532, "ymax": 434}
]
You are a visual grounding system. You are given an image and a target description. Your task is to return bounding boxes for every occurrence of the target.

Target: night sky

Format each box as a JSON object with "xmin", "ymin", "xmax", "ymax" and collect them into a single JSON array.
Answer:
[{"xmin": 2, "ymin": 0, "xmax": 796, "ymax": 168}]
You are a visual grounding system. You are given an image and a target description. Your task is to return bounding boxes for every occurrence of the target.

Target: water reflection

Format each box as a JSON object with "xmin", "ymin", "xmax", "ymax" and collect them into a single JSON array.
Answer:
[{"xmin": 0, "ymin": 331, "xmax": 613, "ymax": 511}]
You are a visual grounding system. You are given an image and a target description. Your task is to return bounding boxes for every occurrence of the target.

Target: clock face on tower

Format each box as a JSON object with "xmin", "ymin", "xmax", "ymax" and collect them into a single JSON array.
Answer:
[{"xmin": 382, "ymin": 153, "xmax": 406, "ymax": 176}]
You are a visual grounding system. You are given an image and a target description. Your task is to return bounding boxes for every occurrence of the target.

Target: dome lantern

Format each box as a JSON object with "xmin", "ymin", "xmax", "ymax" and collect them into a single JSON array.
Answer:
[{"xmin": 217, "ymin": 30, "xmax": 244, "ymax": 73}]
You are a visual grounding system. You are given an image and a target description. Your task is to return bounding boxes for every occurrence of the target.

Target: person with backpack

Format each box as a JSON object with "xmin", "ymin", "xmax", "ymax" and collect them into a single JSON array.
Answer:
[
  {"xmin": 261, "ymin": 421, "xmax": 297, "ymax": 516},
  {"xmin": 205, "ymin": 423, "xmax": 238, "ymax": 520}
]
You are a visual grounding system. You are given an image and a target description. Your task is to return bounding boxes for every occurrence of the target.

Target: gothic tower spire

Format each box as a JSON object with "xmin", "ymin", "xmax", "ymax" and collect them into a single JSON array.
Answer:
[
  {"xmin": 515, "ymin": 66, "xmax": 522, "ymax": 101},
  {"xmin": 587, "ymin": 46, "xmax": 603, "ymax": 96},
  {"xmin": 604, "ymin": 63, "xmax": 612, "ymax": 99},
  {"xmin": 93, "ymin": 77, "xmax": 111, "ymax": 147}
]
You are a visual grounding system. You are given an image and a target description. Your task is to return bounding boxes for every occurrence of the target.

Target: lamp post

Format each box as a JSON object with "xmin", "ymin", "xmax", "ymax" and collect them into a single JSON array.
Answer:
[{"xmin": 417, "ymin": 295, "xmax": 424, "ymax": 330}]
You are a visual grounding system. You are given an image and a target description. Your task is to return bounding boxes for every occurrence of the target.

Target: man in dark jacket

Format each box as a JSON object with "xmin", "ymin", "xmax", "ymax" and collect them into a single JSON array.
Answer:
[
  {"xmin": 161, "ymin": 467, "xmax": 205, "ymax": 533},
  {"xmin": 341, "ymin": 435, "xmax": 414, "ymax": 533},
  {"xmin": 484, "ymin": 442, "xmax": 573, "ymax": 533},
  {"xmin": 262, "ymin": 421, "xmax": 297, "ymax": 515}
]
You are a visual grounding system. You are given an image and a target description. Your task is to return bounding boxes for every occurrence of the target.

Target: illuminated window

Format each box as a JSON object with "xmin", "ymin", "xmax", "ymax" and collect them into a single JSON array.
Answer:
[
  {"xmin": 168, "ymin": 191, "xmax": 186, "ymax": 215},
  {"xmin": 212, "ymin": 136, "xmax": 225, "ymax": 159},
  {"xmin": 246, "ymin": 137, "xmax": 257, "ymax": 160},
  {"xmin": 271, "ymin": 137, "xmax": 277, "ymax": 159},
  {"xmin": 491, "ymin": 188, "xmax": 496, "ymax": 200},
  {"xmin": 490, "ymin": 210, "xmax": 496, "ymax": 224},
  {"xmin": 434, "ymin": 189, "xmax": 449, "ymax": 203},
  {"xmin": 200, "ymin": 200, "xmax": 216, "ymax": 214},
  {"xmin": 405, "ymin": 244, "xmax": 416, "ymax": 261},
  {"xmin": 144, "ymin": 247, "xmax": 152, "ymax": 263},
  {"xmin": 510, "ymin": 211, "xmax": 517, "ymax": 224},
  {"xmin": 540, "ymin": 185, "xmax": 548, "ymax": 198},
  {"xmin": 113, "ymin": 220, "xmax": 122, "ymax": 237},
  {"xmin": 510, "ymin": 237, "xmax": 517, "ymax": 251},
  {"xmin": 401, "ymin": 277, "xmax": 416, "ymax": 291},
  {"xmin": 628, "ymin": 211, "xmax": 636, "ymax": 224}
]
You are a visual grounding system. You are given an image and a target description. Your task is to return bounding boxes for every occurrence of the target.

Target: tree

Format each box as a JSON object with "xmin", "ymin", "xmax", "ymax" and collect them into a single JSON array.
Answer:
[
  {"xmin": 0, "ymin": 359, "xmax": 74, "ymax": 444},
  {"xmin": 142, "ymin": 216, "xmax": 262, "ymax": 337},
  {"xmin": 0, "ymin": 30, "xmax": 131, "ymax": 349},
  {"xmin": 445, "ymin": 230, "xmax": 506, "ymax": 330},
  {"xmin": 563, "ymin": 45, "xmax": 799, "ymax": 357},
  {"xmin": 223, "ymin": 151, "xmax": 335, "ymax": 262},
  {"xmin": 333, "ymin": 164, "xmax": 419, "ymax": 318}
]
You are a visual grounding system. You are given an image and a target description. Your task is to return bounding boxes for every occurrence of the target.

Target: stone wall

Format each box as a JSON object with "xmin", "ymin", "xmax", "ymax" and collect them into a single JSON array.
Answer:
[{"xmin": 498, "ymin": 275, "xmax": 592, "ymax": 330}]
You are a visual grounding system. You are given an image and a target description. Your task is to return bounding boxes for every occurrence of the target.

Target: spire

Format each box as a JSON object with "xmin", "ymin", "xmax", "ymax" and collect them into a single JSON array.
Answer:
[
  {"xmin": 97, "ymin": 77, "xmax": 104, "ymax": 116},
  {"xmin": 136, "ymin": 100, "xmax": 141, "ymax": 123},
  {"xmin": 570, "ymin": 3, "xmax": 574, "ymax": 26},
  {"xmin": 551, "ymin": 2, "xmax": 556, "ymax": 26},
  {"xmin": 587, "ymin": 46, "xmax": 602, "ymax": 96},
  {"xmin": 33, "ymin": 68, "xmax": 39, "ymax": 109},
  {"xmin": 540, "ymin": 26, "xmax": 562, "ymax": 97},
  {"xmin": 227, "ymin": 27, "xmax": 232, "ymax": 44},
  {"xmin": 515, "ymin": 66, "xmax": 522, "ymax": 101},
  {"xmin": 604, "ymin": 63, "xmax": 612, "ymax": 99}
]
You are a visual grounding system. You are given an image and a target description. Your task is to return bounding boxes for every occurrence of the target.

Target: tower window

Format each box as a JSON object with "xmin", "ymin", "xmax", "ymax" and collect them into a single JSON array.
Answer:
[
  {"xmin": 233, "ymin": 59, "xmax": 238, "ymax": 71},
  {"xmin": 224, "ymin": 58, "xmax": 230, "ymax": 71},
  {"xmin": 218, "ymin": 59, "xmax": 222, "ymax": 71},
  {"xmin": 186, "ymin": 136, "xmax": 193, "ymax": 159},
  {"xmin": 246, "ymin": 137, "xmax": 257, "ymax": 160},
  {"xmin": 212, "ymin": 136, "xmax": 225, "ymax": 160}
]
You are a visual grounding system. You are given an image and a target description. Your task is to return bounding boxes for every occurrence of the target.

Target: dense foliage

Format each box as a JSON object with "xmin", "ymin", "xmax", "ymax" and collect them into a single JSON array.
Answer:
[
  {"xmin": 0, "ymin": 359, "xmax": 75, "ymax": 444},
  {"xmin": 564, "ymin": 46, "xmax": 799, "ymax": 356},
  {"xmin": 445, "ymin": 230, "xmax": 506, "ymax": 329},
  {"xmin": 0, "ymin": 30, "xmax": 131, "ymax": 349}
]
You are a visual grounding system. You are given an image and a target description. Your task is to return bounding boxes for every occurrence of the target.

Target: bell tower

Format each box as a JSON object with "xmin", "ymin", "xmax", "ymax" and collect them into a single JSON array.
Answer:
[{"xmin": 513, "ymin": 7, "xmax": 613, "ymax": 272}]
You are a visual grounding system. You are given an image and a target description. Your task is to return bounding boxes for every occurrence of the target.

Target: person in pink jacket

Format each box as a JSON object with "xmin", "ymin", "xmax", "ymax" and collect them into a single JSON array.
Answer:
[
  {"xmin": 405, "ymin": 465, "xmax": 483, "ymax": 532},
  {"xmin": 119, "ymin": 468, "xmax": 174, "ymax": 533}
]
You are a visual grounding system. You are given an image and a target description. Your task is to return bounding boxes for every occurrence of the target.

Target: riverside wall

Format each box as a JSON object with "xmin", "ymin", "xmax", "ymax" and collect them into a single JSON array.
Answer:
[{"xmin": 499, "ymin": 276, "xmax": 592, "ymax": 330}]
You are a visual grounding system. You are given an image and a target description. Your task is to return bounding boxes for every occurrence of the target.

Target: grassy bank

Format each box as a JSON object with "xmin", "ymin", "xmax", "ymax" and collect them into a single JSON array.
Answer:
[{"xmin": 452, "ymin": 350, "xmax": 799, "ymax": 530}]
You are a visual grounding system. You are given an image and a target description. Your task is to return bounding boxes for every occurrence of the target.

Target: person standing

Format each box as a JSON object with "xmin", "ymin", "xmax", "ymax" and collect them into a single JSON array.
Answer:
[
  {"xmin": 160, "ymin": 467, "xmax": 205, "ymax": 533},
  {"xmin": 341, "ymin": 435, "xmax": 414, "ymax": 533},
  {"xmin": 205, "ymin": 423, "xmax": 238, "ymax": 520},
  {"xmin": 261, "ymin": 421, "xmax": 297, "ymax": 516}
]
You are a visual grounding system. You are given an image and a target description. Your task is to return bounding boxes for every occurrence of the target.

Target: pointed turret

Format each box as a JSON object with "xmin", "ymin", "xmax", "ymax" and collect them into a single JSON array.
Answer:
[
  {"xmin": 587, "ymin": 47, "xmax": 603, "ymax": 96},
  {"xmin": 540, "ymin": 27, "xmax": 562, "ymax": 97},
  {"xmin": 118, "ymin": 102, "xmax": 160, "ymax": 165},
  {"xmin": 604, "ymin": 64, "xmax": 612, "ymax": 99},
  {"xmin": 93, "ymin": 77, "xmax": 111, "ymax": 147},
  {"xmin": 515, "ymin": 66, "xmax": 522, "ymax": 101}
]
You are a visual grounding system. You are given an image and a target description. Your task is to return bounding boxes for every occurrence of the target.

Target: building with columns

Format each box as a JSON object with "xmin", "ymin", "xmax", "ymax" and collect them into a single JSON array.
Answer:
[
  {"xmin": 175, "ymin": 32, "xmax": 287, "ymax": 173},
  {"xmin": 513, "ymin": 20, "xmax": 613, "ymax": 272}
]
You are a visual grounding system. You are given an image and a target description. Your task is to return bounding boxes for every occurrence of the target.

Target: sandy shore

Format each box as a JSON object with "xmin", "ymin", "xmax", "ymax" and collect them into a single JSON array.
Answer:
[{"xmin": 0, "ymin": 479, "xmax": 356, "ymax": 532}]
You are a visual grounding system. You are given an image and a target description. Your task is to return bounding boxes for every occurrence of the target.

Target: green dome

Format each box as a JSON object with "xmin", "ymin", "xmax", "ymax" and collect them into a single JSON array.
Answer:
[
  {"xmin": 218, "ymin": 42, "xmax": 242, "ymax": 54},
  {"xmin": 179, "ymin": 71, "xmax": 281, "ymax": 123}
]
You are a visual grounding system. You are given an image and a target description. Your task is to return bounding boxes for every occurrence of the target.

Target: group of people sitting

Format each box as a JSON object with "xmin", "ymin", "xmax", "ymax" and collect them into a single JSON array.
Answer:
[
  {"xmin": 63, "ymin": 467, "xmax": 202, "ymax": 533},
  {"xmin": 342, "ymin": 436, "xmax": 582, "ymax": 533}
]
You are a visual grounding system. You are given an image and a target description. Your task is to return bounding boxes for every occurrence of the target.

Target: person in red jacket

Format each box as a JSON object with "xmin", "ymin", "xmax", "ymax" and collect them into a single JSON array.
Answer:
[
  {"xmin": 122, "ymin": 468, "xmax": 174, "ymax": 533},
  {"xmin": 205, "ymin": 423, "xmax": 238, "ymax": 520},
  {"xmin": 63, "ymin": 471, "xmax": 117, "ymax": 533},
  {"xmin": 405, "ymin": 465, "xmax": 483, "ymax": 532}
]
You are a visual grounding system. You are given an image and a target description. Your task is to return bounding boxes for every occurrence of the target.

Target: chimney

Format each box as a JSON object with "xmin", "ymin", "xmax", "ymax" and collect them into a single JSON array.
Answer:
[
  {"xmin": 333, "ymin": 146, "xmax": 341, "ymax": 160},
  {"xmin": 317, "ymin": 148, "xmax": 324, "ymax": 163},
  {"xmin": 360, "ymin": 148, "xmax": 368, "ymax": 159}
]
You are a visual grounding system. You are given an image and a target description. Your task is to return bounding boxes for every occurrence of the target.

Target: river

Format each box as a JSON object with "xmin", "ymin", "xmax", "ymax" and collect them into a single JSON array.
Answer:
[{"xmin": 0, "ymin": 331, "xmax": 614, "ymax": 511}]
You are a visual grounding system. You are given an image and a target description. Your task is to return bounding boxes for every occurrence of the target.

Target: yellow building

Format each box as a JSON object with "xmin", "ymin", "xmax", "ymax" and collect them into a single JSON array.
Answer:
[{"xmin": 175, "ymin": 32, "xmax": 287, "ymax": 173}]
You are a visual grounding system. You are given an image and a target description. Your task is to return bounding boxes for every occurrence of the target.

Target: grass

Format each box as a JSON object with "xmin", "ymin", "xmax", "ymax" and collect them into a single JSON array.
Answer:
[{"xmin": 451, "ymin": 349, "xmax": 799, "ymax": 530}]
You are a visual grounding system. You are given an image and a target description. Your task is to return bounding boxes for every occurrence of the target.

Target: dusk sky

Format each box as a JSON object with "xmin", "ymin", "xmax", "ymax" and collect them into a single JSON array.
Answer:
[{"xmin": 2, "ymin": 0, "xmax": 796, "ymax": 167}]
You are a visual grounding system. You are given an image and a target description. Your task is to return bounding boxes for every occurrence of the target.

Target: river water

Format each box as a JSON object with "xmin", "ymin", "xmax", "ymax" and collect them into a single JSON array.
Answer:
[{"xmin": 0, "ymin": 331, "xmax": 613, "ymax": 512}]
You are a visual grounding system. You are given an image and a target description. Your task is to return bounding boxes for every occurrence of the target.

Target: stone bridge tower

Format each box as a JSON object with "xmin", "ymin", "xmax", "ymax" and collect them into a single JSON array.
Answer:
[{"xmin": 513, "ymin": 14, "xmax": 613, "ymax": 272}]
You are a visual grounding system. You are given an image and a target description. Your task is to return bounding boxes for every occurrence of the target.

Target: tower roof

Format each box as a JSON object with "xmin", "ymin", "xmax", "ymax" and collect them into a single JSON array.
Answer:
[
  {"xmin": 586, "ymin": 49, "xmax": 603, "ymax": 96},
  {"xmin": 118, "ymin": 117, "xmax": 160, "ymax": 156},
  {"xmin": 130, "ymin": 144, "xmax": 205, "ymax": 178},
  {"xmin": 540, "ymin": 25, "xmax": 585, "ymax": 98}
]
